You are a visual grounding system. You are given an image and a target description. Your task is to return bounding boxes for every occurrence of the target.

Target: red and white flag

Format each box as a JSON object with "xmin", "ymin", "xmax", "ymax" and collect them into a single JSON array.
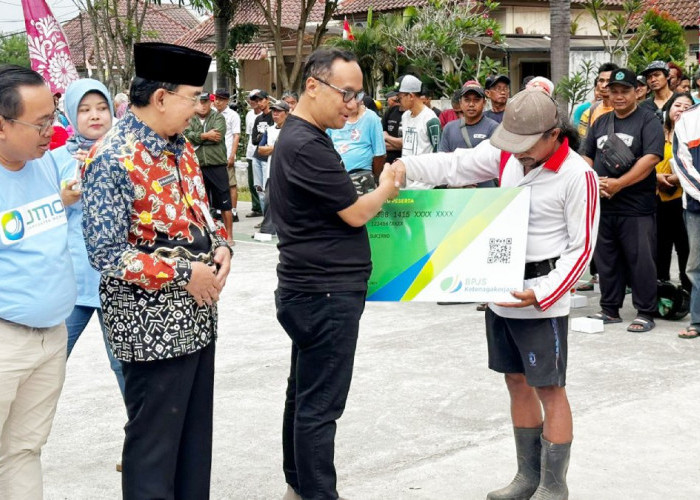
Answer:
[
  {"xmin": 22, "ymin": 0, "xmax": 79, "ymax": 93},
  {"xmin": 343, "ymin": 17, "xmax": 355, "ymax": 41}
]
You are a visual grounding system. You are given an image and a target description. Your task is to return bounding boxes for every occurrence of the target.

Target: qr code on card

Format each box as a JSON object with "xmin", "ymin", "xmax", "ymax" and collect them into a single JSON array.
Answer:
[{"xmin": 487, "ymin": 238, "xmax": 512, "ymax": 264}]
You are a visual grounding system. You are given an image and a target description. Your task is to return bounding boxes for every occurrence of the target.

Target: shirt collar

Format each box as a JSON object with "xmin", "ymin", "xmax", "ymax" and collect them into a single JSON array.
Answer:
[
  {"xmin": 120, "ymin": 110, "xmax": 187, "ymax": 159},
  {"xmin": 542, "ymin": 137, "xmax": 569, "ymax": 173}
]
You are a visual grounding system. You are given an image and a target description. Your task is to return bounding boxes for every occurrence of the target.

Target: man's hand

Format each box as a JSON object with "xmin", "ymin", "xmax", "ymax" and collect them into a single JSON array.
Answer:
[
  {"xmin": 495, "ymin": 289, "xmax": 538, "ymax": 308},
  {"xmin": 656, "ymin": 174, "xmax": 676, "ymax": 193},
  {"xmin": 599, "ymin": 176, "xmax": 622, "ymax": 199},
  {"xmin": 201, "ymin": 130, "xmax": 222, "ymax": 142},
  {"xmin": 227, "ymin": 156, "xmax": 236, "ymax": 169},
  {"xmin": 213, "ymin": 246, "xmax": 232, "ymax": 288},
  {"xmin": 61, "ymin": 180, "xmax": 81, "ymax": 207},
  {"xmin": 390, "ymin": 160, "xmax": 406, "ymax": 188},
  {"xmin": 184, "ymin": 262, "xmax": 222, "ymax": 307},
  {"xmin": 377, "ymin": 163, "xmax": 400, "ymax": 199}
]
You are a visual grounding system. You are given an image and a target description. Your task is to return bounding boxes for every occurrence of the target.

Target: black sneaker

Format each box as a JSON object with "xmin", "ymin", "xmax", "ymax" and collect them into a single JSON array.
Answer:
[
  {"xmin": 232, "ymin": 213, "xmax": 239, "ymax": 222},
  {"xmin": 246, "ymin": 211, "xmax": 263, "ymax": 218}
]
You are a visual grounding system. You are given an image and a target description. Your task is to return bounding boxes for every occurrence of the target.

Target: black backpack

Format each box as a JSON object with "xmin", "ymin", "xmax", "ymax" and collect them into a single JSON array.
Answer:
[{"xmin": 654, "ymin": 280, "xmax": 690, "ymax": 321}]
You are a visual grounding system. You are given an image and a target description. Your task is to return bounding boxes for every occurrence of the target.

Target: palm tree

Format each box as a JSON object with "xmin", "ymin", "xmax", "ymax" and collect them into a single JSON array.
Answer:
[
  {"xmin": 550, "ymin": 0, "xmax": 571, "ymax": 109},
  {"xmin": 327, "ymin": 10, "xmax": 400, "ymax": 97}
]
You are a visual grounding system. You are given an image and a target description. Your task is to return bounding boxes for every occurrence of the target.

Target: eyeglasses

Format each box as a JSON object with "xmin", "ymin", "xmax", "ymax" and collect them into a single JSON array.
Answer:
[
  {"xmin": 166, "ymin": 90, "xmax": 199, "ymax": 105},
  {"xmin": 2, "ymin": 110, "xmax": 58, "ymax": 136},
  {"xmin": 313, "ymin": 77, "xmax": 365, "ymax": 103}
]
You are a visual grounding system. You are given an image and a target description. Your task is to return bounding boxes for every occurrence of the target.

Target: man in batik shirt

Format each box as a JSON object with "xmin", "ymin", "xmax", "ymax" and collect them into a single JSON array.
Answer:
[{"xmin": 82, "ymin": 42, "xmax": 232, "ymax": 499}]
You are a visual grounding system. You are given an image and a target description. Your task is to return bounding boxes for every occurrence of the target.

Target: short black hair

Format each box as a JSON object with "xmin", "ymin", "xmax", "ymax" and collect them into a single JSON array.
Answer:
[
  {"xmin": 598, "ymin": 62, "xmax": 619, "ymax": 76},
  {"xmin": 129, "ymin": 76, "xmax": 178, "ymax": 108},
  {"xmin": 301, "ymin": 48, "xmax": 358, "ymax": 92},
  {"xmin": 0, "ymin": 65, "xmax": 46, "ymax": 120}
]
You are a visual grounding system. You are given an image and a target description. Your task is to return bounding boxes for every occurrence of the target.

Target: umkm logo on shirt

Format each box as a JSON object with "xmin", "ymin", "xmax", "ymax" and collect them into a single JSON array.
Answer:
[{"xmin": 0, "ymin": 193, "xmax": 66, "ymax": 245}]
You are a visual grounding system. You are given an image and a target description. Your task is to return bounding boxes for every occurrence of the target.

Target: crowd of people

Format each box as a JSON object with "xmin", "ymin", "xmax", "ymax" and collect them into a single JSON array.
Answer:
[{"xmin": 1, "ymin": 39, "xmax": 699, "ymax": 500}]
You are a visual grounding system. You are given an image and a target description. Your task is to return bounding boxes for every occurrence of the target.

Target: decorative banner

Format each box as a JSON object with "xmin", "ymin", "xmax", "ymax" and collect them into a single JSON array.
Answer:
[
  {"xmin": 22, "ymin": 0, "xmax": 79, "ymax": 94},
  {"xmin": 367, "ymin": 188, "xmax": 530, "ymax": 302}
]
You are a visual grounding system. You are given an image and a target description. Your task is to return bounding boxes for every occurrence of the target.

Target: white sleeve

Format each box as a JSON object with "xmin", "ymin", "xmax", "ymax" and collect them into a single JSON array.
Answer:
[
  {"xmin": 232, "ymin": 112, "xmax": 241, "ymax": 135},
  {"xmin": 532, "ymin": 169, "xmax": 600, "ymax": 311},
  {"xmin": 672, "ymin": 111, "xmax": 700, "ymax": 202},
  {"xmin": 402, "ymin": 139, "xmax": 501, "ymax": 187}
]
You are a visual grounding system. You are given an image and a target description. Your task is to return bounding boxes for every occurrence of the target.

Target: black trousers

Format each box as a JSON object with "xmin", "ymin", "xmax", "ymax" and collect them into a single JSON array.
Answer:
[
  {"xmin": 121, "ymin": 342, "xmax": 215, "ymax": 500},
  {"xmin": 594, "ymin": 214, "xmax": 657, "ymax": 318},
  {"xmin": 247, "ymin": 158, "xmax": 261, "ymax": 213},
  {"xmin": 275, "ymin": 289, "xmax": 366, "ymax": 500},
  {"xmin": 656, "ymin": 196, "xmax": 691, "ymax": 290}
]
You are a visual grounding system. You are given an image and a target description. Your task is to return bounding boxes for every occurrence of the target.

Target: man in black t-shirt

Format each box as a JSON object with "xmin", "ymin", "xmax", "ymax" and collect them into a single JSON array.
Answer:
[
  {"xmin": 269, "ymin": 48, "xmax": 399, "ymax": 500},
  {"xmin": 383, "ymin": 90, "xmax": 403, "ymax": 163},
  {"xmin": 583, "ymin": 68, "xmax": 664, "ymax": 332}
]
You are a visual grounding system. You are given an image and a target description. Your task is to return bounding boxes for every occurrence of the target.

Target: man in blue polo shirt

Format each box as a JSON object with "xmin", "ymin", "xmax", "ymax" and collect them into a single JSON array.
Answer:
[{"xmin": 0, "ymin": 65, "xmax": 76, "ymax": 499}]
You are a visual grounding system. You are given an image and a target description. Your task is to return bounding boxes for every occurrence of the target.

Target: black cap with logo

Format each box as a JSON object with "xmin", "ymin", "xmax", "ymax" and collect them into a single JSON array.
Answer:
[{"xmin": 608, "ymin": 68, "xmax": 637, "ymax": 88}]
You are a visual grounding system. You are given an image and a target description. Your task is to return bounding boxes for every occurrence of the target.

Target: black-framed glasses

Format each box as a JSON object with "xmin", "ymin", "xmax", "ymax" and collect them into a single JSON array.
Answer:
[
  {"xmin": 313, "ymin": 77, "xmax": 365, "ymax": 103},
  {"xmin": 2, "ymin": 109, "xmax": 58, "ymax": 136}
]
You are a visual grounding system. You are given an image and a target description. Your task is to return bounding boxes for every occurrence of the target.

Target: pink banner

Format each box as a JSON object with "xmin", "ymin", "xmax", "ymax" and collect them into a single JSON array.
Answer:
[{"xmin": 22, "ymin": 0, "xmax": 79, "ymax": 93}]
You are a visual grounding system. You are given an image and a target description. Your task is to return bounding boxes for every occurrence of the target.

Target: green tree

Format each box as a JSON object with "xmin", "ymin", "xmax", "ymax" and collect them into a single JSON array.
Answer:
[
  {"xmin": 385, "ymin": 0, "xmax": 506, "ymax": 96},
  {"xmin": 326, "ymin": 9, "xmax": 400, "ymax": 97},
  {"xmin": 584, "ymin": 0, "xmax": 654, "ymax": 66},
  {"xmin": 0, "ymin": 33, "xmax": 30, "ymax": 67},
  {"xmin": 627, "ymin": 10, "xmax": 686, "ymax": 72}
]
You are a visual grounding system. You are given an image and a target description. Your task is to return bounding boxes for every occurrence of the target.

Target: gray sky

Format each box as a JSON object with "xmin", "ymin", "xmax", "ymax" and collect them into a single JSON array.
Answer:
[
  {"xmin": 1, "ymin": 0, "xmax": 81, "ymax": 36},
  {"xmin": 0, "ymin": 1, "xmax": 205, "ymax": 38}
]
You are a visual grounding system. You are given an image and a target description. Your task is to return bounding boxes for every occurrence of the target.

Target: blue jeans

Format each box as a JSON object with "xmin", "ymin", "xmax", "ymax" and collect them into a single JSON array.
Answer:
[
  {"xmin": 684, "ymin": 211, "xmax": 700, "ymax": 325},
  {"xmin": 65, "ymin": 304, "xmax": 125, "ymax": 397},
  {"xmin": 252, "ymin": 157, "xmax": 268, "ymax": 212},
  {"xmin": 275, "ymin": 289, "xmax": 366, "ymax": 500}
]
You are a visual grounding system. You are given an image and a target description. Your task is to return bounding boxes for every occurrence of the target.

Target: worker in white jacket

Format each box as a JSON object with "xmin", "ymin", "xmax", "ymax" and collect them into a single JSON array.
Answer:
[{"xmin": 393, "ymin": 90, "xmax": 600, "ymax": 500}]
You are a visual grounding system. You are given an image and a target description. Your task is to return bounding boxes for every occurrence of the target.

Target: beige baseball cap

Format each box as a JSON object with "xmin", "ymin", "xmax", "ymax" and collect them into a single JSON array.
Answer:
[{"xmin": 490, "ymin": 89, "xmax": 559, "ymax": 153}]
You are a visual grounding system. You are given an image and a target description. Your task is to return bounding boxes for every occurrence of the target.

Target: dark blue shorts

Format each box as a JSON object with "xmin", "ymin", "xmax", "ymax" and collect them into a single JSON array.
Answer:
[{"xmin": 485, "ymin": 308, "xmax": 568, "ymax": 387}]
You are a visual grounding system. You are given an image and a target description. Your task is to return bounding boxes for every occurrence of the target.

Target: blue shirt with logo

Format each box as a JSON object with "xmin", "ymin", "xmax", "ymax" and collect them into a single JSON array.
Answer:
[
  {"xmin": 0, "ymin": 154, "xmax": 76, "ymax": 327},
  {"xmin": 327, "ymin": 110, "xmax": 386, "ymax": 172},
  {"xmin": 51, "ymin": 146, "xmax": 101, "ymax": 308}
]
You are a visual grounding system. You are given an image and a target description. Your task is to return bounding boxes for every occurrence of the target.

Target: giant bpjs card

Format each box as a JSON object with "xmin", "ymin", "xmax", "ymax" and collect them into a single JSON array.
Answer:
[{"xmin": 367, "ymin": 188, "xmax": 530, "ymax": 302}]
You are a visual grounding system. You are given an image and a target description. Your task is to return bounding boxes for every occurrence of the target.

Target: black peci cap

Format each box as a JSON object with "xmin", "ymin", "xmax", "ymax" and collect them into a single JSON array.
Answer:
[{"xmin": 134, "ymin": 43, "xmax": 212, "ymax": 87}]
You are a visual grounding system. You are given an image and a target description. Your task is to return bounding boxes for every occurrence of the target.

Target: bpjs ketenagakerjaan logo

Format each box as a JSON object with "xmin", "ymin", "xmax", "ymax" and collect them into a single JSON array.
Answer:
[{"xmin": 0, "ymin": 194, "xmax": 66, "ymax": 245}]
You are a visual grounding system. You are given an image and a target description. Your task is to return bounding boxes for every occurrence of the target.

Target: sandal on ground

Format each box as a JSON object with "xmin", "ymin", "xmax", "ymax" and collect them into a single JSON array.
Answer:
[
  {"xmin": 678, "ymin": 325, "xmax": 700, "ymax": 339},
  {"xmin": 587, "ymin": 312, "xmax": 622, "ymax": 324},
  {"xmin": 627, "ymin": 317, "xmax": 655, "ymax": 333}
]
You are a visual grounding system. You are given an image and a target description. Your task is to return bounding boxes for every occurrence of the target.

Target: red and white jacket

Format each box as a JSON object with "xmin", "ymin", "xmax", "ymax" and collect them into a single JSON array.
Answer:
[{"xmin": 402, "ymin": 138, "xmax": 600, "ymax": 319}]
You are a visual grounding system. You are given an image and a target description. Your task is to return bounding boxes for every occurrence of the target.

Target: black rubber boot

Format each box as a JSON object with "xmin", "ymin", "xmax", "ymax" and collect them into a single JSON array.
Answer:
[
  {"xmin": 486, "ymin": 427, "xmax": 542, "ymax": 500},
  {"xmin": 530, "ymin": 437, "xmax": 571, "ymax": 500}
]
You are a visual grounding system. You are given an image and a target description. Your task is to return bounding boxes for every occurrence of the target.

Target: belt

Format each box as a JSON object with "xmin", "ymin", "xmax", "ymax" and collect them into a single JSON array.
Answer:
[{"xmin": 524, "ymin": 257, "xmax": 559, "ymax": 280}]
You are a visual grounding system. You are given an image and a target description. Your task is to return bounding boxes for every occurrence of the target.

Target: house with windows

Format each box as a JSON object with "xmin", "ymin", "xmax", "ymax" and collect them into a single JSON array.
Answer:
[{"xmin": 336, "ymin": 0, "xmax": 699, "ymax": 89}]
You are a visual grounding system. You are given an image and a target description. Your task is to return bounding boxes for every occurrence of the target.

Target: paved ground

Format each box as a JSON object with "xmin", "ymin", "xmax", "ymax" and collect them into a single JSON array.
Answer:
[{"xmin": 44, "ymin": 202, "xmax": 700, "ymax": 499}]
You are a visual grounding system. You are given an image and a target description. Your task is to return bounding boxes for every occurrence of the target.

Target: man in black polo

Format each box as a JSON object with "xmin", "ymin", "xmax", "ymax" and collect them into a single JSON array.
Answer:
[
  {"xmin": 639, "ymin": 60, "xmax": 673, "ymax": 122},
  {"xmin": 270, "ymin": 48, "xmax": 399, "ymax": 500},
  {"xmin": 382, "ymin": 90, "xmax": 403, "ymax": 164},
  {"xmin": 583, "ymin": 68, "xmax": 664, "ymax": 332}
]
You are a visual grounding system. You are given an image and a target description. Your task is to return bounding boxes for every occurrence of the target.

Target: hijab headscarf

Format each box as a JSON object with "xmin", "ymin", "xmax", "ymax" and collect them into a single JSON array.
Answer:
[{"xmin": 64, "ymin": 78, "xmax": 114, "ymax": 154}]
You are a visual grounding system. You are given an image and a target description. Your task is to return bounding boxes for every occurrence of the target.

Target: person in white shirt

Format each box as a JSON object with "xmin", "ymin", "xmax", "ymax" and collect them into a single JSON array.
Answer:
[
  {"xmin": 397, "ymin": 74, "xmax": 441, "ymax": 159},
  {"xmin": 245, "ymin": 90, "xmax": 263, "ymax": 216},
  {"xmin": 213, "ymin": 88, "xmax": 241, "ymax": 222},
  {"xmin": 393, "ymin": 90, "xmax": 600, "ymax": 500},
  {"xmin": 256, "ymin": 100, "xmax": 290, "ymax": 236}
]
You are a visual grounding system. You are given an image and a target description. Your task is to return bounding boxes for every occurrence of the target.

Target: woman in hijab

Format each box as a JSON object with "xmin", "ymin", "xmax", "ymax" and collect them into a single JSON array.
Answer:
[{"xmin": 51, "ymin": 78, "xmax": 125, "ymax": 397}]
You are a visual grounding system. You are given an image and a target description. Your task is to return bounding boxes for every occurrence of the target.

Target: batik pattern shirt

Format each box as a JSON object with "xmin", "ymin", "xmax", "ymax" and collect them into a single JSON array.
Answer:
[{"xmin": 82, "ymin": 111, "xmax": 229, "ymax": 362}]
